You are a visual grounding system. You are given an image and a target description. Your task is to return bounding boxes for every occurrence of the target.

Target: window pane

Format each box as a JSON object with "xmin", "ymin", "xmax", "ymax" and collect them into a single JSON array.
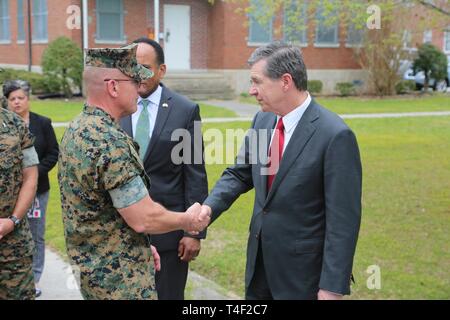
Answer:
[
  {"xmin": 17, "ymin": 0, "xmax": 25, "ymax": 41},
  {"xmin": 97, "ymin": 0, "xmax": 123, "ymax": 40},
  {"xmin": 284, "ymin": 2, "xmax": 307, "ymax": 44},
  {"xmin": 347, "ymin": 24, "xmax": 364, "ymax": 45},
  {"xmin": 248, "ymin": 0, "xmax": 271, "ymax": 43},
  {"xmin": 249, "ymin": 17, "xmax": 271, "ymax": 43},
  {"xmin": 0, "ymin": 0, "xmax": 10, "ymax": 41},
  {"xmin": 99, "ymin": 13, "xmax": 121, "ymax": 40},
  {"xmin": 32, "ymin": 0, "xmax": 47, "ymax": 40},
  {"xmin": 315, "ymin": 6, "xmax": 338, "ymax": 44},
  {"xmin": 98, "ymin": 0, "xmax": 121, "ymax": 13}
]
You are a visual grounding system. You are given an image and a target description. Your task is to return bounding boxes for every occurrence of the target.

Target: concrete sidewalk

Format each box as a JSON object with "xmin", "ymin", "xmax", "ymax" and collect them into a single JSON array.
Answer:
[
  {"xmin": 37, "ymin": 248, "xmax": 240, "ymax": 300},
  {"xmin": 52, "ymin": 110, "xmax": 450, "ymax": 128},
  {"xmin": 37, "ymin": 248, "xmax": 83, "ymax": 300}
]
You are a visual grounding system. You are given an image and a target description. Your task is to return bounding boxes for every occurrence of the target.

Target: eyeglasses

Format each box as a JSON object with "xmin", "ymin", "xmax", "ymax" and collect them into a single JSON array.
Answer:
[{"xmin": 104, "ymin": 78, "xmax": 140, "ymax": 85}]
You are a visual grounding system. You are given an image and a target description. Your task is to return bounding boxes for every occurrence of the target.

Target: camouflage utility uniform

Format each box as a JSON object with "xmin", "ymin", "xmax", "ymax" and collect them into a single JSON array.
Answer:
[
  {"xmin": 0, "ymin": 108, "xmax": 39, "ymax": 300},
  {"xmin": 58, "ymin": 104, "xmax": 156, "ymax": 300}
]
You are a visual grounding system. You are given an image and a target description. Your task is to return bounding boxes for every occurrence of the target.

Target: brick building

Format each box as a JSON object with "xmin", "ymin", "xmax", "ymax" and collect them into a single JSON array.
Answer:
[{"xmin": 0, "ymin": 0, "xmax": 449, "ymax": 96}]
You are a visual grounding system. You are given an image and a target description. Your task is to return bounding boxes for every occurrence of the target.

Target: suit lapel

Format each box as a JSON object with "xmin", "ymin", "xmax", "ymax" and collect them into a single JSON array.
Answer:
[
  {"xmin": 259, "ymin": 114, "xmax": 277, "ymax": 199},
  {"xmin": 120, "ymin": 114, "xmax": 133, "ymax": 137},
  {"xmin": 143, "ymin": 86, "xmax": 172, "ymax": 162},
  {"xmin": 264, "ymin": 100, "xmax": 319, "ymax": 205}
]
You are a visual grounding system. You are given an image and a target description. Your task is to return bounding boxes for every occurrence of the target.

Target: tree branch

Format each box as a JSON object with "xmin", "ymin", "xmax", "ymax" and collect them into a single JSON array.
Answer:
[{"xmin": 416, "ymin": 0, "xmax": 450, "ymax": 16}]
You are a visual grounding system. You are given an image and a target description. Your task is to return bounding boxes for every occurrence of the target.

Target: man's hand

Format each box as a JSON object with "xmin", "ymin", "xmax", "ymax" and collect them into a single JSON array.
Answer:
[
  {"xmin": 318, "ymin": 289, "xmax": 343, "ymax": 300},
  {"xmin": 200, "ymin": 205, "xmax": 212, "ymax": 219},
  {"xmin": 183, "ymin": 203, "xmax": 210, "ymax": 234},
  {"xmin": 0, "ymin": 218, "xmax": 15, "ymax": 241},
  {"xmin": 178, "ymin": 237, "xmax": 201, "ymax": 262},
  {"xmin": 151, "ymin": 245, "xmax": 161, "ymax": 272}
]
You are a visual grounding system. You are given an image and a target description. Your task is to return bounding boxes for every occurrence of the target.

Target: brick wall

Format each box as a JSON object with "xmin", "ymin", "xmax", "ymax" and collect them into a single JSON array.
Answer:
[
  {"xmin": 207, "ymin": 1, "xmax": 361, "ymax": 70},
  {"xmin": 0, "ymin": 0, "xmax": 82, "ymax": 68}
]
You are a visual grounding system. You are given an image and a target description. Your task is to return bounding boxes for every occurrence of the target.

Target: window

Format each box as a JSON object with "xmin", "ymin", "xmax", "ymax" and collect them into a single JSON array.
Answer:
[
  {"xmin": 248, "ymin": 0, "xmax": 272, "ymax": 44},
  {"xmin": 346, "ymin": 24, "xmax": 364, "ymax": 46},
  {"xmin": 32, "ymin": 0, "xmax": 47, "ymax": 41},
  {"xmin": 17, "ymin": 0, "xmax": 25, "ymax": 42},
  {"xmin": 423, "ymin": 30, "xmax": 432, "ymax": 44},
  {"xmin": 283, "ymin": 2, "xmax": 307, "ymax": 45},
  {"xmin": 0, "ymin": 0, "xmax": 10, "ymax": 42},
  {"xmin": 315, "ymin": 6, "xmax": 339, "ymax": 46},
  {"xmin": 402, "ymin": 30, "xmax": 412, "ymax": 49},
  {"xmin": 445, "ymin": 27, "xmax": 450, "ymax": 52},
  {"xmin": 96, "ymin": 0, "xmax": 125, "ymax": 42}
]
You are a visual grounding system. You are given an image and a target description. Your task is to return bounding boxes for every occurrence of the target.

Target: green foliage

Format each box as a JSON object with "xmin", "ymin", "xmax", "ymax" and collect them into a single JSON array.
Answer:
[
  {"xmin": 42, "ymin": 37, "xmax": 83, "ymax": 98},
  {"xmin": 0, "ymin": 68, "xmax": 61, "ymax": 95},
  {"xmin": 335, "ymin": 82, "xmax": 356, "ymax": 97},
  {"xmin": 307, "ymin": 80, "xmax": 323, "ymax": 94},
  {"xmin": 395, "ymin": 80, "xmax": 417, "ymax": 94},
  {"xmin": 413, "ymin": 43, "xmax": 448, "ymax": 91}
]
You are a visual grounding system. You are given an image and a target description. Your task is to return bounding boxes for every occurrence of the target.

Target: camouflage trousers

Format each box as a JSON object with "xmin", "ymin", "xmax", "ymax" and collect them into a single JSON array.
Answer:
[{"xmin": 0, "ymin": 256, "xmax": 35, "ymax": 300}]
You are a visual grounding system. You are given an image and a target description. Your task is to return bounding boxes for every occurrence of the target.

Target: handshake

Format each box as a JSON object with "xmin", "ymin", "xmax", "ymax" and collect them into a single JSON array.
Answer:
[{"xmin": 182, "ymin": 203, "xmax": 212, "ymax": 235}]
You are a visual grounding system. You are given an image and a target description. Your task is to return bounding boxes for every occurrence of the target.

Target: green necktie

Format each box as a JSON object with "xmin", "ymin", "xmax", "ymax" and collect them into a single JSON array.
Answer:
[{"xmin": 135, "ymin": 100, "xmax": 151, "ymax": 161}]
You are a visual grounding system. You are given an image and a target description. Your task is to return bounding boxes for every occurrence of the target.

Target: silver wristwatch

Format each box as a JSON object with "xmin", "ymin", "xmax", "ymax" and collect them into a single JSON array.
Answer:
[{"xmin": 8, "ymin": 215, "xmax": 21, "ymax": 228}]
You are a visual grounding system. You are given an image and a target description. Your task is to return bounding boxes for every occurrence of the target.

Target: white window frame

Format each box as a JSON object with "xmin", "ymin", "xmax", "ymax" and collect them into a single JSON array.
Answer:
[{"xmin": 95, "ymin": 0, "xmax": 126, "ymax": 44}]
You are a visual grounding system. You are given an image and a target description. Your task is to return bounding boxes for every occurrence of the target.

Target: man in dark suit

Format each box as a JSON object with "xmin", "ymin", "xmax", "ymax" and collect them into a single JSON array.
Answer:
[
  {"xmin": 201, "ymin": 42, "xmax": 362, "ymax": 300},
  {"xmin": 120, "ymin": 38, "xmax": 208, "ymax": 300}
]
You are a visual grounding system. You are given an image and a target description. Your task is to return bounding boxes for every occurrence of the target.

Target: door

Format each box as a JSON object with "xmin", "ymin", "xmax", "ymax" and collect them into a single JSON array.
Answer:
[{"xmin": 163, "ymin": 5, "xmax": 190, "ymax": 70}]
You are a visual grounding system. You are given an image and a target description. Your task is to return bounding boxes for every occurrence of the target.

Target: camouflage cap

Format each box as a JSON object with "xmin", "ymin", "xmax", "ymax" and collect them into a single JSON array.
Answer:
[{"xmin": 85, "ymin": 44, "xmax": 153, "ymax": 82}]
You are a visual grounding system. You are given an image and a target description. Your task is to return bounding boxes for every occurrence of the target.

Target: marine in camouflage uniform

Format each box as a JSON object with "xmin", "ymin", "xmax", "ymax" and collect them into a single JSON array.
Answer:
[
  {"xmin": 0, "ymin": 107, "xmax": 39, "ymax": 300},
  {"xmin": 58, "ymin": 44, "xmax": 158, "ymax": 300}
]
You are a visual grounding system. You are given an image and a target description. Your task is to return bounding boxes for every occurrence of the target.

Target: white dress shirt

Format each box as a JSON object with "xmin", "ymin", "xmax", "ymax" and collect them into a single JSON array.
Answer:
[
  {"xmin": 131, "ymin": 85, "xmax": 162, "ymax": 140},
  {"xmin": 269, "ymin": 92, "xmax": 312, "ymax": 153}
]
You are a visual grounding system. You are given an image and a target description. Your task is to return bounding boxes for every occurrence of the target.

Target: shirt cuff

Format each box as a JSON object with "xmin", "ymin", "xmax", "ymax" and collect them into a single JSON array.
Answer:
[
  {"xmin": 22, "ymin": 146, "xmax": 39, "ymax": 168},
  {"xmin": 108, "ymin": 176, "xmax": 148, "ymax": 209}
]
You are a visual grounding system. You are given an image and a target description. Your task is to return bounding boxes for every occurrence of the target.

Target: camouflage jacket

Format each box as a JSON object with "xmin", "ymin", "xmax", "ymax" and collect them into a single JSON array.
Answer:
[
  {"xmin": 58, "ymin": 104, "xmax": 156, "ymax": 300},
  {"xmin": 0, "ymin": 108, "xmax": 37, "ymax": 262}
]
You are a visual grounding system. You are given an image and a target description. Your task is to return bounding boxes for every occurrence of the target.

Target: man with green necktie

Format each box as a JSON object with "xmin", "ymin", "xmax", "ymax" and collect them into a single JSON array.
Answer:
[{"xmin": 120, "ymin": 38, "xmax": 208, "ymax": 300}]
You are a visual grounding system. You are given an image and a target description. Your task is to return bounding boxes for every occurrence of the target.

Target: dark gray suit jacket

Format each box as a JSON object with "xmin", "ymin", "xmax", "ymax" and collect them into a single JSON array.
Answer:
[
  {"xmin": 120, "ymin": 86, "xmax": 208, "ymax": 252},
  {"xmin": 204, "ymin": 99, "xmax": 362, "ymax": 299}
]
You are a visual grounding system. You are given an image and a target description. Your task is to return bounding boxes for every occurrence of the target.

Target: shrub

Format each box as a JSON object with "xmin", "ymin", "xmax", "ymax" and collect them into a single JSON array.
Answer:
[
  {"xmin": 335, "ymin": 82, "xmax": 356, "ymax": 97},
  {"xmin": 307, "ymin": 80, "xmax": 323, "ymax": 94},
  {"xmin": 413, "ymin": 44, "xmax": 448, "ymax": 92},
  {"xmin": 395, "ymin": 80, "xmax": 416, "ymax": 94},
  {"xmin": 0, "ymin": 68, "xmax": 61, "ymax": 95},
  {"xmin": 42, "ymin": 36, "xmax": 83, "ymax": 98}
]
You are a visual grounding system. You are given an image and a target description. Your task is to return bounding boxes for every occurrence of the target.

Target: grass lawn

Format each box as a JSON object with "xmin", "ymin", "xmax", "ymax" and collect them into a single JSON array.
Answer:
[
  {"xmin": 29, "ymin": 99, "xmax": 236, "ymax": 123},
  {"xmin": 239, "ymin": 94, "xmax": 450, "ymax": 114},
  {"xmin": 45, "ymin": 112, "xmax": 450, "ymax": 299}
]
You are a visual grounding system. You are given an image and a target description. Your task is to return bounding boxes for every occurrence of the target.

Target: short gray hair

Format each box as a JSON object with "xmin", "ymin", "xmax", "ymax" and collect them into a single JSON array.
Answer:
[
  {"xmin": 2, "ymin": 79, "xmax": 31, "ymax": 98},
  {"xmin": 248, "ymin": 41, "xmax": 308, "ymax": 91}
]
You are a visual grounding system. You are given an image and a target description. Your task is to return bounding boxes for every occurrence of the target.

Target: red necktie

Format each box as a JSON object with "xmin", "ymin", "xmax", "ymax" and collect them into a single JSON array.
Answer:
[{"xmin": 267, "ymin": 117, "xmax": 285, "ymax": 191}]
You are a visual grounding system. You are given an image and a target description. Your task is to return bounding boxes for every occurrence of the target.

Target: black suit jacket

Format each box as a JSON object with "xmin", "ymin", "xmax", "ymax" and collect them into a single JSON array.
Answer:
[
  {"xmin": 29, "ymin": 112, "xmax": 59, "ymax": 195},
  {"xmin": 120, "ymin": 86, "xmax": 208, "ymax": 252},
  {"xmin": 204, "ymin": 99, "xmax": 362, "ymax": 299}
]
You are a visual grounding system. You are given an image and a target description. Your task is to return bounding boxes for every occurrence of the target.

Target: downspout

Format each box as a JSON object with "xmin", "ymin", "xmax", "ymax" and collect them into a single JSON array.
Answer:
[
  {"xmin": 27, "ymin": 0, "xmax": 32, "ymax": 72},
  {"xmin": 154, "ymin": 0, "xmax": 159, "ymax": 43},
  {"xmin": 82, "ymin": 0, "xmax": 89, "ymax": 61}
]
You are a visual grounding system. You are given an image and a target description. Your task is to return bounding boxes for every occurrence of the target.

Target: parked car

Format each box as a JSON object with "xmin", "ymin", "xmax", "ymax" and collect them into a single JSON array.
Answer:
[{"xmin": 403, "ymin": 57, "xmax": 450, "ymax": 92}]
